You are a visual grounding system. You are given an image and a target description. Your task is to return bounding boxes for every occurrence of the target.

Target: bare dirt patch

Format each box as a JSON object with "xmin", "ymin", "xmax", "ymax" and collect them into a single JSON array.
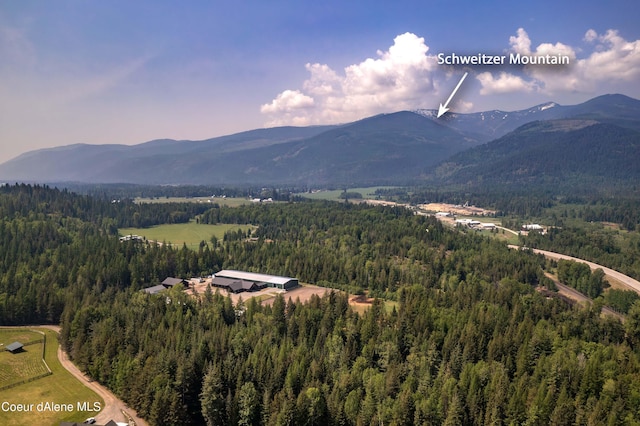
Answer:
[
  {"xmin": 188, "ymin": 278, "xmax": 332, "ymax": 306},
  {"xmin": 262, "ymin": 284, "xmax": 332, "ymax": 306},
  {"xmin": 188, "ymin": 277, "xmax": 383, "ymax": 312},
  {"xmin": 349, "ymin": 294, "xmax": 375, "ymax": 314},
  {"xmin": 419, "ymin": 202, "xmax": 496, "ymax": 216}
]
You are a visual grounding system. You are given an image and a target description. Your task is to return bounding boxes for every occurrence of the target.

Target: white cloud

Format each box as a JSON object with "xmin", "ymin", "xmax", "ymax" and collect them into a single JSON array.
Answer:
[
  {"xmin": 477, "ymin": 72, "xmax": 534, "ymax": 95},
  {"xmin": 509, "ymin": 28, "xmax": 532, "ymax": 55},
  {"xmin": 581, "ymin": 29, "xmax": 640, "ymax": 82},
  {"xmin": 261, "ymin": 32, "xmax": 440, "ymax": 126},
  {"xmin": 302, "ymin": 63, "xmax": 340, "ymax": 96},
  {"xmin": 456, "ymin": 100, "xmax": 474, "ymax": 113},
  {"xmin": 477, "ymin": 27, "xmax": 640, "ymax": 96},
  {"xmin": 259, "ymin": 90, "xmax": 316, "ymax": 126},
  {"xmin": 260, "ymin": 89, "xmax": 314, "ymax": 114},
  {"xmin": 583, "ymin": 29, "xmax": 598, "ymax": 43}
]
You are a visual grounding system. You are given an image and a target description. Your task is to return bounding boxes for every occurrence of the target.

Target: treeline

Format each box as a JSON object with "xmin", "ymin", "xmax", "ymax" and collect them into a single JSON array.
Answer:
[
  {"xmin": 2, "ymin": 184, "xmax": 640, "ymax": 424},
  {"xmin": 59, "ymin": 183, "xmax": 297, "ymax": 202},
  {"xmin": 0, "ymin": 183, "xmax": 212, "ymax": 231},
  {"xmin": 556, "ymin": 260, "xmax": 608, "ymax": 298},
  {"xmin": 522, "ymin": 226, "xmax": 640, "ymax": 282},
  {"xmin": 578, "ymin": 199, "xmax": 640, "ymax": 231},
  {"xmin": 379, "ymin": 186, "xmax": 640, "ymax": 231},
  {"xmin": 0, "ymin": 185, "xmax": 227, "ymax": 324},
  {"xmin": 200, "ymin": 202, "xmax": 546, "ymax": 296},
  {"xmin": 602, "ymin": 289, "xmax": 640, "ymax": 315},
  {"xmin": 112, "ymin": 202, "xmax": 211, "ymax": 229},
  {"xmin": 63, "ymin": 274, "xmax": 640, "ymax": 425},
  {"xmin": 0, "ymin": 211, "xmax": 222, "ymax": 325}
]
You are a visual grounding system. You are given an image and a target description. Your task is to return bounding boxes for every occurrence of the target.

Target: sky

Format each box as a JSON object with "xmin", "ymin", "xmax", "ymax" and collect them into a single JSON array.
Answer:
[{"xmin": 1, "ymin": 0, "xmax": 639, "ymax": 164}]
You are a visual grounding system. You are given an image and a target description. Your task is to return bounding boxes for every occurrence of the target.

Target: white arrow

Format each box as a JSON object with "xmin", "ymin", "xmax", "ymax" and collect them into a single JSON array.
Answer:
[{"xmin": 437, "ymin": 72, "xmax": 468, "ymax": 118}]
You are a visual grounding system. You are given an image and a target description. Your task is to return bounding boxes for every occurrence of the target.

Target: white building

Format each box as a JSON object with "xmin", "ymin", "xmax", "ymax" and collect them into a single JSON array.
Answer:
[
  {"xmin": 455, "ymin": 219, "xmax": 482, "ymax": 227},
  {"xmin": 211, "ymin": 270, "xmax": 299, "ymax": 293}
]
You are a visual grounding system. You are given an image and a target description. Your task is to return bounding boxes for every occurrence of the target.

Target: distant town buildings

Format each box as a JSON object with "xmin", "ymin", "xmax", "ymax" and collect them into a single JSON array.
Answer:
[
  {"xmin": 119, "ymin": 234, "xmax": 143, "ymax": 242},
  {"xmin": 522, "ymin": 224, "xmax": 545, "ymax": 232}
]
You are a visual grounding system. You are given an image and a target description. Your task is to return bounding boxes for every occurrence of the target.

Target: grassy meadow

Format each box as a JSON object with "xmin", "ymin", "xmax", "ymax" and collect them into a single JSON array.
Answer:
[
  {"xmin": 134, "ymin": 196, "xmax": 251, "ymax": 207},
  {"xmin": 0, "ymin": 328, "xmax": 103, "ymax": 426},
  {"xmin": 120, "ymin": 221, "xmax": 256, "ymax": 248},
  {"xmin": 297, "ymin": 187, "xmax": 397, "ymax": 201},
  {"xmin": 0, "ymin": 329, "xmax": 48, "ymax": 389}
]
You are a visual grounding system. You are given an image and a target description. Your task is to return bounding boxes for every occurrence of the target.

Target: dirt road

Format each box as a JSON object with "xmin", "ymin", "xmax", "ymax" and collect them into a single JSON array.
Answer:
[
  {"xmin": 543, "ymin": 273, "xmax": 625, "ymax": 321},
  {"xmin": 40, "ymin": 325, "xmax": 148, "ymax": 426},
  {"xmin": 519, "ymin": 247, "xmax": 640, "ymax": 295}
]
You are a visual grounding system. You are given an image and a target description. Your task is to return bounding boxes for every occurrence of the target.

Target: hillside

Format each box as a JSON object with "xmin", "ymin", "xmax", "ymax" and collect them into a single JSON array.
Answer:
[
  {"xmin": 2, "ymin": 184, "xmax": 640, "ymax": 425},
  {"xmin": 0, "ymin": 112, "xmax": 478, "ymax": 186},
  {"xmin": 432, "ymin": 119, "xmax": 640, "ymax": 190},
  {"xmin": 1, "ymin": 94, "xmax": 639, "ymax": 187}
]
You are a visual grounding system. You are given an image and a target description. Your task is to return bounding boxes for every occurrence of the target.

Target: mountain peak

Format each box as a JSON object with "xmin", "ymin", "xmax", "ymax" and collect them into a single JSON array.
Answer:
[{"xmin": 1, "ymin": 94, "xmax": 638, "ymax": 186}]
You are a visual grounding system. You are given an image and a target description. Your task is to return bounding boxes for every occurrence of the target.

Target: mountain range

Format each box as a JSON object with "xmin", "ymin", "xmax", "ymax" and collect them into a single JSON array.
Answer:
[{"xmin": 1, "ymin": 94, "xmax": 639, "ymax": 189}]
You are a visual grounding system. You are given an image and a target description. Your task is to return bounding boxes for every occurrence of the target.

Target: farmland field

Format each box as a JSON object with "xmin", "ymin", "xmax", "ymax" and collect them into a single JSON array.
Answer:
[
  {"xmin": 134, "ymin": 196, "xmax": 251, "ymax": 207},
  {"xmin": 0, "ymin": 329, "xmax": 48, "ymax": 389},
  {"xmin": 119, "ymin": 221, "xmax": 256, "ymax": 248},
  {"xmin": 297, "ymin": 186, "xmax": 397, "ymax": 201},
  {"xmin": 0, "ymin": 328, "xmax": 103, "ymax": 426}
]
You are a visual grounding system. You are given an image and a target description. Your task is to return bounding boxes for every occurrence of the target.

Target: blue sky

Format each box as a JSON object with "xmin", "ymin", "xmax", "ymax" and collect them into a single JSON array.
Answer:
[{"xmin": 1, "ymin": 0, "xmax": 639, "ymax": 163}]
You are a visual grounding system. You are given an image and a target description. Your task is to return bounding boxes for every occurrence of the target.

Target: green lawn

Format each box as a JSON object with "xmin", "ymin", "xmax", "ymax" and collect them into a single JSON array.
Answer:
[
  {"xmin": 0, "ymin": 330, "xmax": 49, "ymax": 388},
  {"xmin": 0, "ymin": 328, "xmax": 103, "ymax": 426},
  {"xmin": 297, "ymin": 187, "xmax": 397, "ymax": 201},
  {"xmin": 134, "ymin": 196, "xmax": 250, "ymax": 207},
  {"xmin": 120, "ymin": 221, "xmax": 256, "ymax": 248}
]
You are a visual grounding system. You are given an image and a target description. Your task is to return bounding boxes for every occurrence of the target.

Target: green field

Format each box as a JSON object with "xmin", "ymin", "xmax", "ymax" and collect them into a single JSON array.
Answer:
[
  {"xmin": 297, "ymin": 187, "xmax": 397, "ymax": 201},
  {"xmin": 134, "ymin": 196, "xmax": 250, "ymax": 207},
  {"xmin": 0, "ymin": 330, "xmax": 49, "ymax": 389},
  {"xmin": 0, "ymin": 328, "xmax": 103, "ymax": 426},
  {"xmin": 120, "ymin": 221, "xmax": 256, "ymax": 248}
]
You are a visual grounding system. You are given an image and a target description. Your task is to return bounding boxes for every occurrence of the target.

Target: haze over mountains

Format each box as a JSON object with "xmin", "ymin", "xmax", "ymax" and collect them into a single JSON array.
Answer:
[{"xmin": 1, "ymin": 94, "xmax": 639, "ymax": 188}]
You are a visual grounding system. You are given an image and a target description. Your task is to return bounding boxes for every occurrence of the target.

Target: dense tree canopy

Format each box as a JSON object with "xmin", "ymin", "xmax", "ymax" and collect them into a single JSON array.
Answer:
[{"xmin": 1, "ymin": 184, "xmax": 639, "ymax": 425}]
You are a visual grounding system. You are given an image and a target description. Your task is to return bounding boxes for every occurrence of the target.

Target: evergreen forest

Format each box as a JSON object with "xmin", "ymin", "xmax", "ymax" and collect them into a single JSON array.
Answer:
[{"xmin": 1, "ymin": 184, "xmax": 640, "ymax": 425}]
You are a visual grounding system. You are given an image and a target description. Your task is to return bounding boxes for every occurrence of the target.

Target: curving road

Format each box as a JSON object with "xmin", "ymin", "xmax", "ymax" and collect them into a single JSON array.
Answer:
[
  {"xmin": 39, "ymin": 325, "xmax": 148, "ymax": 426},
  {"xmin": 510, "ymin": 245, "xmax": 640, "ymax": 295}
]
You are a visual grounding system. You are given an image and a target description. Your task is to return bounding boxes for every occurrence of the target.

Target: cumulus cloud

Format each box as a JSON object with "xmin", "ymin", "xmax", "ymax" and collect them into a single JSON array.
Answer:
[
  {"xmin": 508, "ymin": 28, "xmax": 532, "ymax": 55},
  {"xmin": 260, "ymin": 90, "xmax": 314, "ymax": 114},
  {"xmin": 477, "ymin": 27, "xmax": 640, "ymax": 96},
  {"xmin": 477, "ymin": 72, "xmax": 535, "ymax": 95},
  {"xmin": 261, "ymin": 32, "xmax": 441, "ymax": 126},
  {"xmin": 583, "ymin": 29, "xmax": 598, "ymax": 43},
  {"xmin": 580, "ymin": 29, "xmax": 640, "ymax": 82}
]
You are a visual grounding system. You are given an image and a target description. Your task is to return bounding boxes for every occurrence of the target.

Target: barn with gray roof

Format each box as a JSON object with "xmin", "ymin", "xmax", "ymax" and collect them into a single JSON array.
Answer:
[
  {"xmin": 212, "ymin": 270, "xmax": 298, "ymax": 293},
  {"xmin": 5, "ymin": 341, "xmax": 24, "ymax": 353}
]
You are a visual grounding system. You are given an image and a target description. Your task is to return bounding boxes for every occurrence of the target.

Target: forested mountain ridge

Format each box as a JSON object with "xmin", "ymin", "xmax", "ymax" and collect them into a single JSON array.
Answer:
[
  {"xmin": 416, "ymin": 93, "xmax": 640, "ymax": 139},
  {"xmin": 0, "ymin": 112, "xmax": 477, "ymax": 186},
  {"xmin": 1, "ymin": 94, "xmax": 638, "ymax": 187},
  {"xmin": 1, "ymin": 184, "xmax": 640, "ymax": 425},
  {"xmin": 431, "ymin": 119, "xmax": 640, "ymax": 191}
]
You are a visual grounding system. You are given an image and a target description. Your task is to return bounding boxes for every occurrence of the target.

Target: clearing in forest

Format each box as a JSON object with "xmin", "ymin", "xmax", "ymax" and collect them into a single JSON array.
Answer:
[
  {"xmin": 0, "ymin": 328, "xmax": 103, "ymax": 426},
  {"xmin": 119, "ymin": 221, "xmax": 256, "ymax": 249},
  {"xmin": 0, "ymin": 329, "xmax": 49, "ymax": 389}
]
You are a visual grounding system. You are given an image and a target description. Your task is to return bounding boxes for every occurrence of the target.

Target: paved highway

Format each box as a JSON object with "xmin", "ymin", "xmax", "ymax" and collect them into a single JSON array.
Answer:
[{"xmin": 510, "ymin": 245, "xmax": 640, "ymax": 295}]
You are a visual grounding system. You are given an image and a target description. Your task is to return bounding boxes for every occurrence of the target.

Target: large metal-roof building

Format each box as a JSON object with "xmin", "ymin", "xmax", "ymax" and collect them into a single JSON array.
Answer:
[{"xmin": 212, "ymin": 270, "xmax": 299, "ymax": 293}]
